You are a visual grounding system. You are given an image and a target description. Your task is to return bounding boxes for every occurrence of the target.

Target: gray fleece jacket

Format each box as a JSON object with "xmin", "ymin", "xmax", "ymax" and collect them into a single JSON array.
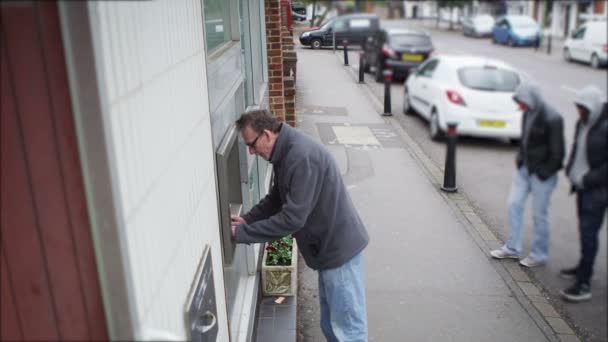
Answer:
[
  {"xmin": 568, "ymin": 85, "xmax": 605, "ymax": 188},
  {"xmin": 236, "ymin": 124, "xmax": 369, "ymax": 270}
]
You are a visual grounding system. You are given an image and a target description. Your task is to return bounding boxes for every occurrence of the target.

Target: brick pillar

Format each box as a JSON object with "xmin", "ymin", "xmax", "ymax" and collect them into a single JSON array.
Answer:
[
  {"xmin": 282, "ymin": 29, "xmax": 297, "ymax": 126},
  {"xmin": 265, "ymin": 0, "xmax": 286, "ymax": 123}
]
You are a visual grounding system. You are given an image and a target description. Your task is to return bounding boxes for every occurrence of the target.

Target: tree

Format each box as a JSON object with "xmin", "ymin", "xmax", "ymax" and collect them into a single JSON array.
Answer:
[{"xmin": 436, "ymin": 0, "xmax": 470, "ymax": 30}]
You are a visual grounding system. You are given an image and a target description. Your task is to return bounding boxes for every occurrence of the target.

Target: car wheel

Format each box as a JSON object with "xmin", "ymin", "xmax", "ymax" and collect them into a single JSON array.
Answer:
[
  {"xmin": 311, "ymin": 39, "xmax": 322, "ymax": 50},
  {"xmin": 492, "ymin": 35, "xmax": 497, "ymax": 44},
  {"xmin": 591, "ymin": 54, "xmax": 600, "ymax": 69},
  {"xmin": 509, "ymin": 138, "xmax": 521, "ymax": 146},
  {"xmin": 403, "ymin": 87, "xmax": 414, "ymax": 115},
  {"xmin": 507, "ymin": 37, "xmax": 514, "ymax": 47},
  {"xmin": 430, "ymin": 110, "xmax": 444, "ymax": 141},
  {"xmin": 563, "ymin": 48, "xmax": 571, "ymax": 62}
]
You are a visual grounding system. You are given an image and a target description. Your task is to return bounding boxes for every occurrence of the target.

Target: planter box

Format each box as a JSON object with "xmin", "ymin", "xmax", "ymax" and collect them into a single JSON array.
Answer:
[{"xmin": 261, "ymin": 240, "xmax": 298, "ymax": 296}]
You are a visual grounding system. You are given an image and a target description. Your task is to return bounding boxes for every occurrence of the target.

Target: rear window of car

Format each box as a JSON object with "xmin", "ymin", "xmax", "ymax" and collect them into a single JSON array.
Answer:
[
  {"xmin": 389, "ymin": 34, "xmax": 431, "ymax": 46},
  {"xmin": 473, "ymin": 16, "xmax": 494, "ymax": 25},
  {"xmin": 509, "ymin": 16, "xmax": 536, "ymax": 28},
  {"xmin": 457, "ymin": 66, "xmax": 520, "ymax": 92}
]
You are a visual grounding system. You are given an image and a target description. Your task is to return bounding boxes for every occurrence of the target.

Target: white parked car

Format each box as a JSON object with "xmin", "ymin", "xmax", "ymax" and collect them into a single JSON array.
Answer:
[
  {"xmin": 403, "ymin": 55, "xmax": 523, "ymax": 142},
  {"xmin": 462, "ymin": 14, "xmax": 495, "ymax": 37},
  {"xmin": 563, "ymin": 20, "xmax": 607, "ymax": 69}
]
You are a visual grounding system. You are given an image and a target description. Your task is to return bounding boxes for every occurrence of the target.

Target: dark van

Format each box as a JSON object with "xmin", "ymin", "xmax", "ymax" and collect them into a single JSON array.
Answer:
[{"xmin": 299, "ymin": 14, "xmax": 380, "ymax": 49}]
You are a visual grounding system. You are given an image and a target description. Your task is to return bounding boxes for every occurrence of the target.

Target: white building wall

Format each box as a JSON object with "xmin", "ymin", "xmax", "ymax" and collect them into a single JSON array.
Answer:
[{"xmin": 88, "ymin": 1, "xmax": 228, "ymax": 340}]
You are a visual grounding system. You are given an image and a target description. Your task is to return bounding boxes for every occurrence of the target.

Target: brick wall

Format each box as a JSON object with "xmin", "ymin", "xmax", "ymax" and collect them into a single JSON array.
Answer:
[{"xmin": 265, "ymin": 0, "xmax": 297, "ymax": 127}]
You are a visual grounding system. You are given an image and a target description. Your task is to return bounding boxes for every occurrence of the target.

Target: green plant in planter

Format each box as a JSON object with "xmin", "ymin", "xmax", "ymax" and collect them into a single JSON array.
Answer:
[{"xmin": 265, "ymin": 236, "xmax": 293, "ymax": 266}]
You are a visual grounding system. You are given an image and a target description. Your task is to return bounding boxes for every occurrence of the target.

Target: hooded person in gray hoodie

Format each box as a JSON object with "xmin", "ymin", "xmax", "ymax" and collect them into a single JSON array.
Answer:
[
  {"xmin": 490, "ymin": 80, "xmax": 565, "ymax": 267},
  {"xmin": 560, "ymin": 85, "xmax": 608, "ymax": 302}
]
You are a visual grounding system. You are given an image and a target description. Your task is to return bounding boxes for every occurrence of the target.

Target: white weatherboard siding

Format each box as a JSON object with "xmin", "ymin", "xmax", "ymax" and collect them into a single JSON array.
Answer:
[{"xmin": 89, "ymin": 1, "xmax": 228, "ymax": 340}]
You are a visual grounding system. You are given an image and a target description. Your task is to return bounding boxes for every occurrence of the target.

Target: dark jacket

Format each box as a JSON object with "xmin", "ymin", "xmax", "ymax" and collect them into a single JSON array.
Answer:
[
  {"xmin": 566, "ymin": 90, "xmax": 608, "ymax": 205},
  {"xmin": 236, "ymin": 124, "xmax": 369, "ymax": 270},
  {"xmin": 514, "ymin": 82, "xmax": 565, "ymax": 180}
]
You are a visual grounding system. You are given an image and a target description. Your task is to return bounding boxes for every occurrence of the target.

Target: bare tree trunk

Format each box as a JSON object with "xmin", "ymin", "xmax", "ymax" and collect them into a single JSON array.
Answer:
[
  {"xmin": 449, "ymin": 7, "xmax": 453, "ymax": 30},
  {"xmin": 310, "ymin": 0, "xmax": 317, "ymax": 27}
]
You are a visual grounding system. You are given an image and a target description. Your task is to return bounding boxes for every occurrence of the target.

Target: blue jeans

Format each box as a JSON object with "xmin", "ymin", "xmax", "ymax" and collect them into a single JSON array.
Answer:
[
  {"xmin": 575, "ymin": 190, "xmax": 607, "ymax": 284},
  {"xmin": 502, "ymin": 166, "xmax": 557, "ymax": 261},
  {"xmin": 318, "ymin": 252, "xmax": 368, "ymax": 342}
]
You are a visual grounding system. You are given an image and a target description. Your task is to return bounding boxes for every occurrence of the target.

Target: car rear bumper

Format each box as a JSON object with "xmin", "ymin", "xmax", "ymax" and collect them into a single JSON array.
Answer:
[
  {"xmin": 440, "ymin": 107, "xmax": 521, "ymax": 139},
  {"xmin": 386, "ymin": 59, "xmax": 424, "ymax": 74},
  {"xmin": 513, "ymin": 35, "xmax": 539, "ymax": 46}
]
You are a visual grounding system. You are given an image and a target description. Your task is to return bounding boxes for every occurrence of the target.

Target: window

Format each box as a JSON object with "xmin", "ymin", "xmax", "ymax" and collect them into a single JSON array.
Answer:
[
  {"xmin": 572, "ymin": 27, "xmax": 586, "ymax": 39},
  {"xmin": 333, "ymin": 19, "xmax": 347, "ymax": 32},
  {"xmin": 350, "ymin": 19, "xmax": 371, "ymax": 29},
  {"xmin": 238, "ymin": 0, "xmax": 266, "ymax": 106},
  {"xmin": 418, "ymin": 59, "xmax": 439, "ymax": 78},
  {"xmin": 390, "ymin": 34, "xmax": 431, "ymax": 46},
  {"xmin": 204, "ymin": 0, "xmax": 232, "ymax": 52},
  {"xmin": 458, "ymin": 66, "xmax": 520, "ymax": 92}
]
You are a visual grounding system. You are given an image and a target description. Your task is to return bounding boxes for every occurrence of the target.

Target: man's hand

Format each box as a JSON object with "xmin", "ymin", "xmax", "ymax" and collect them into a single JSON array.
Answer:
[{"xmin": 231, "ymin": 216, "xmax": 246, "ymax": 240}]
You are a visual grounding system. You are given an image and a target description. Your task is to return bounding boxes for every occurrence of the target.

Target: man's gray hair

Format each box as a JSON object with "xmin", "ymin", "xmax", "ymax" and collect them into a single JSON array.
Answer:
[{"xmin": 236, "ymin": 109, "xmax": 282, "ymax": 134}]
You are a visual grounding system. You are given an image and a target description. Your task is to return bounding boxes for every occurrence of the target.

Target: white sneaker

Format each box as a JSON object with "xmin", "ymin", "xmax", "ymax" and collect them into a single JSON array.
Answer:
[
  {"xmin": 490, "ymin": 249, "xmax": 519, "ymax": 259},
  {"xmin": 519, "ymin": 256, "xmax": 546, "ymax": 268}
]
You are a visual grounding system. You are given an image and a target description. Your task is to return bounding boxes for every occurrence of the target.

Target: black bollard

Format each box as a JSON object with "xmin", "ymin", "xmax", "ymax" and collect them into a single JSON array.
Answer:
[
  {"xmin": 441, "ymin": 122, "xmax": 458, "ymax": 192},
  {"xmin": 358, "ymin": 52, "xmax": 365, "ymax": 83},
  {"xmin": 382, "ymin": 69, "xmax": 393, "ymax": 116},
  {"xmin": 343, "ymin": 40, "xmax": 349, "ymax": 66},
  {"xmin": 547, "ymin": 34, "xmax": 552, "ymax": 55}
]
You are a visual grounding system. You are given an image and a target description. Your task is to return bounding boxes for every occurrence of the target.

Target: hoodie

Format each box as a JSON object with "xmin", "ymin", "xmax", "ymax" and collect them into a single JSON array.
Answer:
[
  {"xmin": 568, "ymin": 86, "xmax": 607, "ymax": 188},
  {"xmin": 513, "ymin": 81, "xmax": 544, "ymax": 155},
  {"xmin": 512, "ymin": 80, "xmax": 565, "ymax": 179}
]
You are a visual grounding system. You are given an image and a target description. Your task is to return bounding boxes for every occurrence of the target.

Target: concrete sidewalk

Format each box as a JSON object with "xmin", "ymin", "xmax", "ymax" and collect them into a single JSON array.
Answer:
[{"xmin": 293, "ymin": 41, "xmax": 580, "ymax": 341}]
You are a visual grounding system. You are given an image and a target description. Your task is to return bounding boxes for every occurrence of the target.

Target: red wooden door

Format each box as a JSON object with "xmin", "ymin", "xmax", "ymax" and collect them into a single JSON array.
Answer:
[{"xmin": 1, "ymin": 2, "xmax": 108, "ymax": 340}]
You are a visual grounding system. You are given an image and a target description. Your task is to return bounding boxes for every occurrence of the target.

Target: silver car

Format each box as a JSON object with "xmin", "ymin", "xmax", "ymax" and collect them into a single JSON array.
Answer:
[{"xmin": 462, "ymin": 14, "xmax": 495, "ymax": 37}]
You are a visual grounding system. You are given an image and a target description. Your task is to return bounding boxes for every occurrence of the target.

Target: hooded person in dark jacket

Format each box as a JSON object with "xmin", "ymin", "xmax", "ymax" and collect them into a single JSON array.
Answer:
[
  {"xmin": 231, "ymin": 110, "xmax": 369, "ymax": 341},
  {"xmin": 559, "ymin": 85, "xmax": 608, "ymax": 302},
  {"xmin": 491, "ymin": 81, "xmax": 565, "ymax": 267}
]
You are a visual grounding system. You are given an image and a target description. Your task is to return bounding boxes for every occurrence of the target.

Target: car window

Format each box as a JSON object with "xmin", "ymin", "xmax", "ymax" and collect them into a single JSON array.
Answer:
[
  {"xmin": 457, "ymin": 66, "xmax": 521, "ymax": 92},
  {"xmin": 390, "ymin": 34, "xmax": 431, "ymax": 47},
  {"xmin": 333, "ymin": 19, "xmax": 347, "ymax": 32},
  {"xmin": 320, "ymin": 20, "xmax": 333, "ymax": 31},
  {"xmin": 418, "ymin": 59, "xmax": 439, "ymax": 78},
  {"xmin": 572, "ymin": 27, "xmax": 586, "ymax": 39},
  {"xmin": 350, "ymin": 19, "xmax": 371, "ymax": 30},
  {"xmin": 474, "ymin": 16, "xmax": 494, "ymax": 25},
  {"xmin": 509, "ymin": 16, "xmax": 536, "ymax": 28}
]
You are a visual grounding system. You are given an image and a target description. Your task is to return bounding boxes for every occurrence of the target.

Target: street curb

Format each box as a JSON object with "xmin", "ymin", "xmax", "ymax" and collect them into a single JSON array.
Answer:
[{"xmin": 336, "ymin": 53, "xmax": 581, "ymax": 342}]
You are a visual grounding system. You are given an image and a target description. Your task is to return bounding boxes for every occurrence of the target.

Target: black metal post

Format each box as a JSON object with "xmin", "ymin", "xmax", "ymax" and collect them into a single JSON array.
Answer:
[
  {"xmin": 441, "ymin": 122, "xmax": 458, "ymax": 192},
  {"xmin": 547, "ymin": 34, "xmax": 552, "ymax": 55},
  {"xmin": 343, "ymin": 40, "xmax": 349, "ymax": 66},
  {"xmin": 383, "ymin": 69, "xmax": 392, "ymax": 116},
  {"xmin": 358, "ymin": 52, "xmax": 365, "ymax": 83}
]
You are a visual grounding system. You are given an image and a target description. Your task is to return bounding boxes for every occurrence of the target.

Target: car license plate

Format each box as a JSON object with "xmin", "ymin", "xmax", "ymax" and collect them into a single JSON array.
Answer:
[
  {"xmin": 402, "ymin": 54, "xmax": 422, "ymax": 61},
  {"xmin": 478, "ymin": 120, "xmax": 506, "ymax": 128}
]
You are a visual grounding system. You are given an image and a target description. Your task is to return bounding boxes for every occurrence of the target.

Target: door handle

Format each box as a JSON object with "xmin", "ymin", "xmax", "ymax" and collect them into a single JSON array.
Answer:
[{"xmin": 194, "ymin": 311, "xmax": 217, "ymax": 334}]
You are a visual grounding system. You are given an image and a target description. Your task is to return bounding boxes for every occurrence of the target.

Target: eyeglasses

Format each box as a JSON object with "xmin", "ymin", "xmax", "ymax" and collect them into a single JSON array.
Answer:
[{"xmin": 245, "ymin": 133, "xmax": 263, "ymax": 149}]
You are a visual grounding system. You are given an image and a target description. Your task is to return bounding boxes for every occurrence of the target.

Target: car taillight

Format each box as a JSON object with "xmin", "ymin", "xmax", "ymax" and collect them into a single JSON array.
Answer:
[
  {"xmin": 517, "ymin": 102, "xmax": 527, "ymax": 111},
  {"xmin": 382, "ymin": 44, "xmax": 396, "ymax": 58},
  {"xmin": 446, "ymin": 90, "xmax": 466, "ymax": 106},
  {"xmin": 603, "ymin": 44, "xmax": 608, "ymax": 53}
]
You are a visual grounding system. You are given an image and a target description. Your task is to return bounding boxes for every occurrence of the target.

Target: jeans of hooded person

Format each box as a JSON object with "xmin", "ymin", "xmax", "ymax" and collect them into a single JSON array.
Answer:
[
  {"xmin": 502, "ymin": 166, "xmax": 558, "ymax": 260},
  {"xmin": 318, "ymin": 251, "xmax": 368, "ymax": 342},
  {"xmin": 575, "ymin": 190, "xmax": 607, "ymax": 285}
]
